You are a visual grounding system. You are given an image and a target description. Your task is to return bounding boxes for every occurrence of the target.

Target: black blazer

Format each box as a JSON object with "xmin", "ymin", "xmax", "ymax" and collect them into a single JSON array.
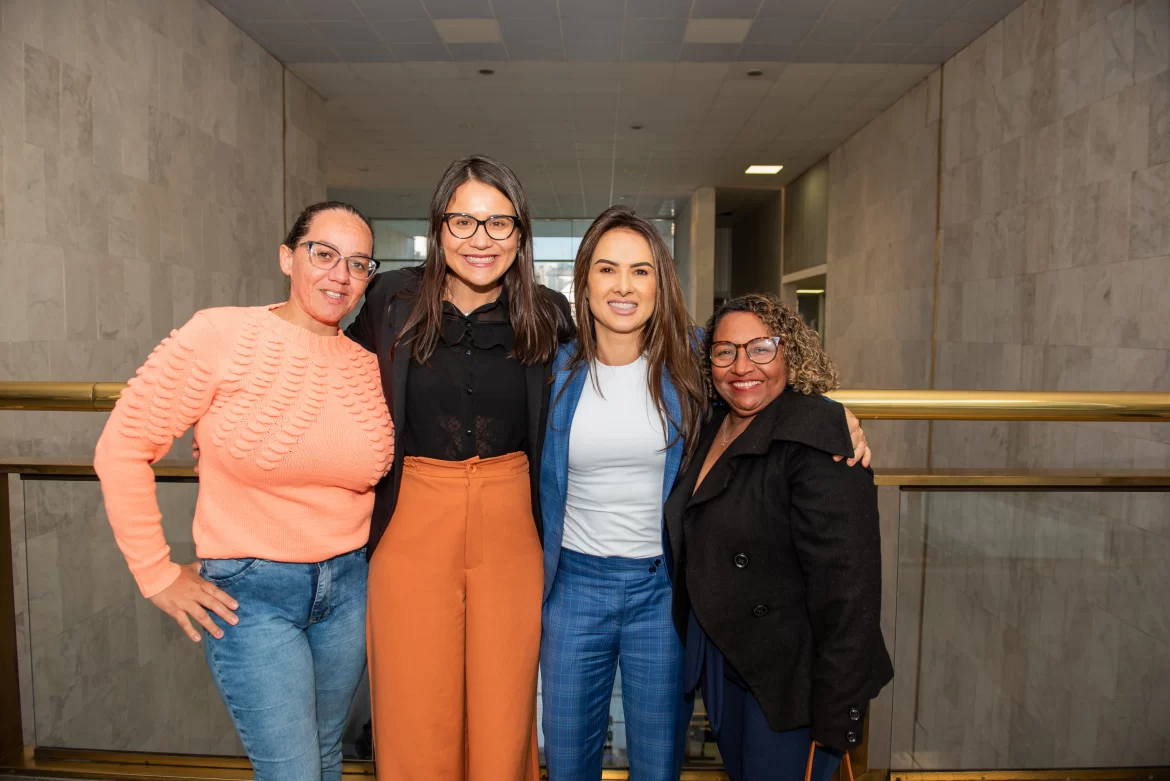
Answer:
[
  {"xmin": 665, "ymin": 389, "xmax": 893, "ymax": 752},
  {"xmin": 345, "ymin": 267, "xmax": 574, "ymax": 558}
]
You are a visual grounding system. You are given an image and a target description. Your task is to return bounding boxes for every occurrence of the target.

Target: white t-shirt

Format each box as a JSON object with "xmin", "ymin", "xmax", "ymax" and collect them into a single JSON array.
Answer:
[{"xmin": 561, "ymin": 355, "xmax": 668, "ymax": 559}]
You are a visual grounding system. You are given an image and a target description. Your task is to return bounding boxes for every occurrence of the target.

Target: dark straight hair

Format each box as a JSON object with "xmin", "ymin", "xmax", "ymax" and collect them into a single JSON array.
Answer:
[
  {"xmin": 283, "ymin": 200, "xmax": 373, "ymax": 249},
  {"xmin": 560, "ymin": 205, "xmax": 706, "ymax": 463},
  {"xmin": 394, "ymin": 155, "xmax": 562, "ymax": 366}
]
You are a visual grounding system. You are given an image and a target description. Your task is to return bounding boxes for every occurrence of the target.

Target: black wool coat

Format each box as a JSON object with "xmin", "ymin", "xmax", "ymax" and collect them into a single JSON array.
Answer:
[
  {"xmin": 665, "ymin": 387, "xmax": 894, "ymax": 752},
  {"xmin": 344, "ymin": 267, "xmax": 574, "ymax": 559}
]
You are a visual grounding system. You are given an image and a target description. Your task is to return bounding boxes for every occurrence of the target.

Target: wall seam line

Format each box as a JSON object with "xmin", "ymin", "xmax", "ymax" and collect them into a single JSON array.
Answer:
[
  {"xmin": 911, "ymin": 63, "xmax": 946, "ymax": 769},
  {"xmin": 926, "ymin": 66, "xmax": 945, "ymax": 471}
]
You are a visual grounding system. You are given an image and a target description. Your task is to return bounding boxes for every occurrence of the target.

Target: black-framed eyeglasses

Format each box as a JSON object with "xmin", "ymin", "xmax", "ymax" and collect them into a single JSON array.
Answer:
[
  {"xmin": 442, "ymin": 213, "xmax": 518, "ymax": 241},
  {"xmin": 709, "ymin": 336, "xmax": 782, "ymax": 368},
  {"xmin": 297, "ymin": 241, "xmax": 379, "ymax": 281}
]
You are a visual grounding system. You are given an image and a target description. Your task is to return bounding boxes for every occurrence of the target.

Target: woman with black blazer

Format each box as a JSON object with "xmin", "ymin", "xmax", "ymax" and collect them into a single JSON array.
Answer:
[
  {"xmin": 345, "ymin": 155, "xmax": 573, "ymax": 781},
  {"xmin": 665, "ymin": 293, "xmax": 893, "ymax": 781}
]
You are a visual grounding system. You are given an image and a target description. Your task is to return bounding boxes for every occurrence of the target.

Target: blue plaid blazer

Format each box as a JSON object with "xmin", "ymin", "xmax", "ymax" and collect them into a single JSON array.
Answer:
[{"xmin": 539, "ymin": 341, "xmax": 686, "ymax": 604}]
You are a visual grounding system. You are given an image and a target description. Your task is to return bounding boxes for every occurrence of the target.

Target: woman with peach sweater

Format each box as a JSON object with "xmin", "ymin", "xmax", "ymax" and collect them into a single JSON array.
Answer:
[{"xmin": 94, "ymin": 201, "xmax": 393, "ymax": 781}]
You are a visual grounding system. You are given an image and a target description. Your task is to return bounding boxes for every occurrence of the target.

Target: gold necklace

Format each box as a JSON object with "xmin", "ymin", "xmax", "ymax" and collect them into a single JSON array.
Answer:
[{"xmin": 721, "ymin": 415, "xmax": 741, "ymax": 446}]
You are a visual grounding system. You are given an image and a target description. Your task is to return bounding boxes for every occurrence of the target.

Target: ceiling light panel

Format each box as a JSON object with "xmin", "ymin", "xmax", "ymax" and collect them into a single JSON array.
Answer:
[
  {"xmin": 433, "ymin": 18, "xmax": 502, "ymax": 43},
  {"xmin": 683, "ymin": 18, "xmax": 753, "ymax": 44}
]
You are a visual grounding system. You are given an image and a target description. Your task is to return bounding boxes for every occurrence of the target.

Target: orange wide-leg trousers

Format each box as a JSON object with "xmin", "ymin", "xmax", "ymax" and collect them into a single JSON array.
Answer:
[{"xmin": 367, "ymin": 453, "xmax": 543, "ymax": 781}]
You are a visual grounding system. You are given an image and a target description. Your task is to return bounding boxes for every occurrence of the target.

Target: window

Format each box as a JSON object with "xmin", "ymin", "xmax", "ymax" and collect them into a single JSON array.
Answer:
[{"xmin": 370, "ymin": 218, "xmax": 675, "ymax": 309}]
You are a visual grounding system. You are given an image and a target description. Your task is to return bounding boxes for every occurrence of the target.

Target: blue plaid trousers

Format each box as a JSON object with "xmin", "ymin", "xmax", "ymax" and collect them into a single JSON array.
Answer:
[{"xmin": 541, "ymin": 548, "xmax": 692, "ymax": 781}]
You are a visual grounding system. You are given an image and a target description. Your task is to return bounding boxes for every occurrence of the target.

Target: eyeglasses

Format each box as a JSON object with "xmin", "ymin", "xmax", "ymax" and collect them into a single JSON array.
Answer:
[
  {"xmin": 297, "ymin": 241, "xmax": 379, "ymax": 281},
  {"xmin": 708, "ymin": 336, "xmax": 782, "ymax": 368},
  {"xmin": 442, "ymin": 213, "xmax": 518, "ymax": 241}
]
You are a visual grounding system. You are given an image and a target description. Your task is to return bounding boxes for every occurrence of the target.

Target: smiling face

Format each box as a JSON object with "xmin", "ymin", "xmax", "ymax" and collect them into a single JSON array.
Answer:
[
  {"xmin": 277, "ymin": 208, "xmax": 373, "ymax": 334},
  {"xmin": 710, "ymin": 311, "xmax": 789, "ymax": 419},
  {"xmin": 440, "ymin": 179, "xmax": 519, "ymax": 299},
  {"xmin": 586, "ymin": 228, "xmax": 658, "ymax": 345}
]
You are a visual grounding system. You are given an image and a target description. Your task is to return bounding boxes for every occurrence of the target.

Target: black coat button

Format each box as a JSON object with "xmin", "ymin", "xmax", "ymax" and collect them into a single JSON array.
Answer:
[
  {"xmin": 849, "ymin": 707, "xmax": 861, "ymax": 721},
  {"xmin": 734, "ymin": 553, "xmax": 749, "ymax": 568},
  {"xmin": 752, "ymin": 604, "xmax": 768, "ymax": 617},
  {"xmin": 846, "ymin": 731, "xmax": 858, "ymax": 744}
]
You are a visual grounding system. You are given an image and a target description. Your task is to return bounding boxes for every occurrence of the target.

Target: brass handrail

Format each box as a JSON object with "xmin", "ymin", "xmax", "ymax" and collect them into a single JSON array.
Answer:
[
  {"xmin": 2, "ymin": 381, "xmax": 1170, "ymax": 420},
  {"xmin": 0, "ymin": 381, "xmax": 126, "ymax": 411}
]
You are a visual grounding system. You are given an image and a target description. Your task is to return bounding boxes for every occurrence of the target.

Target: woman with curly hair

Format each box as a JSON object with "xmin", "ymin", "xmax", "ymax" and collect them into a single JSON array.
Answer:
[{"xmin": 664, "ymin": 293, "xmax": 893, "ymax": 781}]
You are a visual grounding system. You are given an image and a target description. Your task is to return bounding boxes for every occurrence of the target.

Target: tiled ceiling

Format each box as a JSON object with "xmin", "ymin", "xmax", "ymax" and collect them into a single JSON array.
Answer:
[
  {"xmin": 307, "ymin": 59, "xmax": 935, "ymax": 218},
  {"xmin": 208, "ymin": 0, "xmax": 1025, "ymax": 65},
  {"xmin": 207, "ymin": 0, "xmax": 1026, "ymax": 218}
]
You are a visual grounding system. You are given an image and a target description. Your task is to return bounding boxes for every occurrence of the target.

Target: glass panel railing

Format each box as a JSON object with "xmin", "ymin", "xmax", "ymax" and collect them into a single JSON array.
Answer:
[
  {"xmin": 15, "ymin": 471, "xmax": 728, "ymax": 768},
  {"xmin": 5, "ymin": 384, "xmax": 1170, "ymax": 777},
  {"xmin": 20, "ymin": 474, "xmax": 253, "ymax": 755},
  {"xmin": 890, "ymin": 489, "xmax": 1170, "ymax": 771}
]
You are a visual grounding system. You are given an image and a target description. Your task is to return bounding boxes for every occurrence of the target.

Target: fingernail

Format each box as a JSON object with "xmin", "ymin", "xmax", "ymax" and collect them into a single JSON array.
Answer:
[
  {"xmin": 230, "ymin": 617, "xmax": 239, "ymax": 625},
  {"xmin": 231, "ymin": 602, "xmax": 239, "ymax": 609}
]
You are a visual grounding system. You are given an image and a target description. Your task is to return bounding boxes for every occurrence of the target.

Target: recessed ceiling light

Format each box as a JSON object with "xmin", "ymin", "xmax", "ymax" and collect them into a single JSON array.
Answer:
[
  {"xmin": 358, "ymin": 167, "xmax": 370, "ymax": 172},
  {"xmin": 796, "ymin": 289, "xmax": 825, "ymax": 295},
  {"xmin": 745, "ymin": 164, "xmax": 783, "ymax": 174},
  {"xmin": 630, "ymin": 124, "xmax": 644, "ymax": 130},
  {"xmin": 684, "ymin": 18, "xmax": 752, "ymax": 44},
  {"xmin": 433, "ymin": 18, "xmax": 502, "ymax": 44},
  {"xmin": 478, "ymin": 68, "xmax": 494, "ymax": 75},
  {"xmin": 746, "ymin": 69, "xmax": 763, "ymax": 77}
]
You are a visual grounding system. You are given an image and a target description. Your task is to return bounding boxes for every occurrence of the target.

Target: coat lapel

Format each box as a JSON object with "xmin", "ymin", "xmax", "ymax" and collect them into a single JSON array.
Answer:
[
  {"xmin": 389, "ymin": 302, "xmax": 410, "ymax": 430},
  {"xmin": 551, "ymin": 353, "xmax": 587, "ymax": 499},
  {"xmin": 387, "ymin": 292, "xmax": 412, "ymax": 497},
  {"xmin": 526, "ymin": 360, "xmax": 546, "ymax": 461},
  {"xmin": 664, "ymin": 410, "xmax": 719, "ymax": 574},
  {"xmin": 660, "ymin": 368, "xmax": 685, "ymax": 502},
  {"xmin": 683, "ymin": 406, "xmax": 737, "ymax": 509}
]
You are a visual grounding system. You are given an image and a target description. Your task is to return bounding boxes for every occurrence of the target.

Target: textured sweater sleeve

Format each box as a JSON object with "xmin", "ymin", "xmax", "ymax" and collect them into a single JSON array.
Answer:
[{"xmin": 94, "ymin": 313, "xmax": 222, "ymax": 598}]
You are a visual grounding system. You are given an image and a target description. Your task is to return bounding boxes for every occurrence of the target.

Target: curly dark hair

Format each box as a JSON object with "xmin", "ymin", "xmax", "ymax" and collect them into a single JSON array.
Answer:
[{"xmin": 701, "ymin": 293, "xmax": 840, "ymax": 403}]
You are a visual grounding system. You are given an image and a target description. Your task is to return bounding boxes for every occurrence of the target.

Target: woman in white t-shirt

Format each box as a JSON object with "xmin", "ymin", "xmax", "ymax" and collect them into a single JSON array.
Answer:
[{"xmin": 537, "ymin": 206, "xmax": 871, "ymax": 780}]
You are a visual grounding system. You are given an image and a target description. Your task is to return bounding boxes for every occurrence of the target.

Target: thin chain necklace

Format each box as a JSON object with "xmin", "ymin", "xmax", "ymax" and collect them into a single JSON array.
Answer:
[{"xmin": 721, "ymin": 414, "xmax": 747, "ymax": 446}]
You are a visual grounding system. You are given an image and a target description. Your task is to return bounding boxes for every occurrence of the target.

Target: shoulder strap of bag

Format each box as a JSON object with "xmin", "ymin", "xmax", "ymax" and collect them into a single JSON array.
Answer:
[{"xmin": 805, "ymin": 742, "xmax": 854, "ymax": 781}]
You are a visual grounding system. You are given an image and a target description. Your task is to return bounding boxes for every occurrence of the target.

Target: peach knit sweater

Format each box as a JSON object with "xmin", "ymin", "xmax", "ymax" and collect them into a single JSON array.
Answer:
[{"xmin": 94, "ymin": 305, "xmax": 394, "ymax": 598}]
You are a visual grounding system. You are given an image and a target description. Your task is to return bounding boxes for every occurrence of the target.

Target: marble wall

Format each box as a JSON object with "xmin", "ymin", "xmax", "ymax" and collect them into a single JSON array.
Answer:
[
  {"xmin": 284, "ymin": 68, "xmax": 327, "ymax": 229},
  {"xmin": 902, "ymin": 490, "xmax": 1170, "ymax": 769},
  {"xmin": 11, "ymin": 475, "xmax": 242, "ymax": 753},
  {"xmin": 782, "ymin": 157, "xmax": 830, "ymax": 275},
  {"xmin": 826, "ymin": 0, "xmax": 1170, "ymax": 769},
  {"xmin": 730, "ymin": 192, "xmax": 783, "ymax": 298},
  {"xmin": 676, "ymin": 185, "xmax": 716, "ymax": 324},
  {"xmin": 0, "ymin": 0, "xmax": 328, "ymax": 753},
  {"xmin": 826, "ymin": 69, "xmax": 941, "ymax": 469}
]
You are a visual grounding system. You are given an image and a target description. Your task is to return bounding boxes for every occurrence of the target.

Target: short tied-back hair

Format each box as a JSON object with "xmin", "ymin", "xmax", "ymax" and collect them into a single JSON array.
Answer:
[
  {"xmin": 701, "ymin": 292, "xmax": 840, "ymax": 401},
  {"xmin": 283, "ymin": 201, "xmax": 373, "ymax": 249}
]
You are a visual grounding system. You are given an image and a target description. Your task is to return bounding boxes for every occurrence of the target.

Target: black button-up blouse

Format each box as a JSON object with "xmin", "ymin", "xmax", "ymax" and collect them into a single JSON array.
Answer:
[{"xmin": 402, "ymin": 290, "xmax": 528, "ymax": 461}]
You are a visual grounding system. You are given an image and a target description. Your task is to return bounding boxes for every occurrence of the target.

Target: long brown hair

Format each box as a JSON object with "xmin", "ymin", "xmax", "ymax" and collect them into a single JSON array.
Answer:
[
  {"xmin": 562, "ymin": 206, "xmax": 706, "ymax": 461},
  {"xmin": 394, "ymin": 155, "xmax": 562, "ymax": 365}
]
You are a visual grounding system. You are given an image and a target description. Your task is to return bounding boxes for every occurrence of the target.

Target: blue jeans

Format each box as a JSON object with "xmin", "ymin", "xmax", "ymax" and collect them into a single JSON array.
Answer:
[
  {"xmin": 541, "ymin": 548, "xmax": 692, "ymax": 781},
  {"xmin": 200, "ymin": 549, "xmax": 368, "ymax": 781}
]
